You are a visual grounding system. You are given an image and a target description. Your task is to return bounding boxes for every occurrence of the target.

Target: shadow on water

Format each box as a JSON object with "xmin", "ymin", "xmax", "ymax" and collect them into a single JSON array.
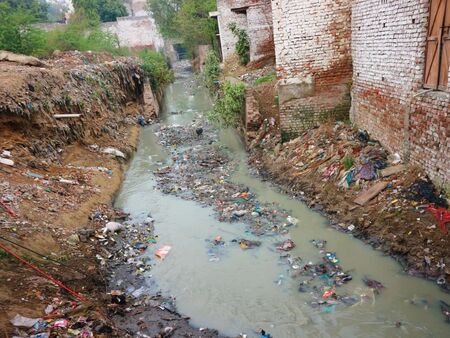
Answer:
[{"xmin": 115, "ymin": 67, "xmax": 450, "ymax": 338}]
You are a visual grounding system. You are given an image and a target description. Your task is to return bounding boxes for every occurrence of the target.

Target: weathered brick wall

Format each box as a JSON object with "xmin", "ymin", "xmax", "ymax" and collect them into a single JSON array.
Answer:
[
  {"xmin": 272, "ymin": 0, "xmax": 352, "ymax": 138},
  {"xmin": 351, "ymin": 0, "xmax": 450, "ymax": 183},
  {"xmin": 216, "ymin": 0, "xmax": 274, "ymax": 61}
]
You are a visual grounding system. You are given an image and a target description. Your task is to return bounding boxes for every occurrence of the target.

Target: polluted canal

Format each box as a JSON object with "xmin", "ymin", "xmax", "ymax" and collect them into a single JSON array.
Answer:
[{"xmin": 114, "ymin": 64, "xmax": 450, "ymax": 337}]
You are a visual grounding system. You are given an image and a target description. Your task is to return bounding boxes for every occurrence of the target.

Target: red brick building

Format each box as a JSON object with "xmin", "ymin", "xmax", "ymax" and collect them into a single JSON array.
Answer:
[
  {"xmin": 351, "ymin": 0, "xmax": 450, "ymax": 183},
  {"xmin": 272, "ymin": 0, "xmax": 449, "ymax": 182},
  {"xmin": 271, "ymin": 0, "xmax": 352, "ymax": 139}
]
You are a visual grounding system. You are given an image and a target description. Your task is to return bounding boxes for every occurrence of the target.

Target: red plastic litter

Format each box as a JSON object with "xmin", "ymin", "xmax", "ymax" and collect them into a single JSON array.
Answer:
[{"xmin": 427, "ymin": 205, "xmax": 450, "ymax": 234}]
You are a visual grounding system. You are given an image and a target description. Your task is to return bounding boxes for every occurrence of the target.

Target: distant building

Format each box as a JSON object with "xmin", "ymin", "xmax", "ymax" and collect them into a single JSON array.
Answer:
[{"xmin": 211, "ymin": 0, "xmax": 274, "ymax": 62}]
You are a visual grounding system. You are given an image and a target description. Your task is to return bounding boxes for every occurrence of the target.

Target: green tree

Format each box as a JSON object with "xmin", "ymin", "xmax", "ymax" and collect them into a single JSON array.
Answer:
[
  {"xmin": 175, "ymin": 0, "xmax": 217, "ymax": 52},
  {"xmin": 148, "ymin": 0, "xmax": 217, "ymax": 54},
  {"xmin": 0, "ymin": 0, "xmax": 48, "ymax": 22},
  {"xmin": 147, "ymin": 0, "xmax": 182, "ymax": 38},
  {"xmin": 0, "ymin": 3, "xmax": 47, "ymax": 56},
  {"xmin": 72, "ymin": 0, "xmax": 127, "ymax": 22}
]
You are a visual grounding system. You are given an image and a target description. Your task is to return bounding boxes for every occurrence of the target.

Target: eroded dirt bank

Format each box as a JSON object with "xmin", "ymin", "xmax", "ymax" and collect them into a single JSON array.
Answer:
[{"xmin": 0, "ymin": 52, "xmax": 217, "ymax": 337}]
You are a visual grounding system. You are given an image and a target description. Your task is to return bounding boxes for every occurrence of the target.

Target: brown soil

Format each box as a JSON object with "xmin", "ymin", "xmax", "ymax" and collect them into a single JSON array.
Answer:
[{"xmin": 0, "ymin": 52, "xmax": 219, "ymax": 337}]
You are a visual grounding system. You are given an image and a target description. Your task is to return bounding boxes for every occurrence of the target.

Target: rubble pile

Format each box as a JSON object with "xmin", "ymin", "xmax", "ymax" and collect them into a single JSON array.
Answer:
[{"xmin": 249, "ymin": 122, "xmax": 450, "ymax": 290}]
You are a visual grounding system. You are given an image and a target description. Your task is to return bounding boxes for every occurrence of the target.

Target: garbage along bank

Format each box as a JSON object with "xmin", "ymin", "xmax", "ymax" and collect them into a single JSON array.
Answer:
[
  {"xmin": 113, "ymin": 66, "xmax": 450, "ymax": 337},
  {"xmin": 247, "ymin": 121, "xmax": 450, "ymax": 292},
  {"xmin": 0, "ymin": 51, "xmax": 161, "ymax": 336}
]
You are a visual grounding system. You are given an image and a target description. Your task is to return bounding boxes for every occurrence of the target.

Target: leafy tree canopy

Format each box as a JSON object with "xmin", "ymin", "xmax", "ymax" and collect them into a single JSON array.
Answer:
[
  {"xmin": 72, "ymin": 0, "xmax": 127, "ymax": 22},
  {"xmin": 147, "ymin": 0, "xmax": 182, "ymax": 38},
  {"xmin": 0, "ymin": 0, "xmax": 48, "ymax": 21},
  {"xmin": 0, "ymin": 2, "xmax": 47, "ymax": 55},
  {"xmin": 148, "ymin": 0, "xmax": 217, "ymax": 53}
]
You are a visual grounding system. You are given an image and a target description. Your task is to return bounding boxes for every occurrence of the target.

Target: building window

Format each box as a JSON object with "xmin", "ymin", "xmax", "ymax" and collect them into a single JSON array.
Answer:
[{"xmin": 424, "ymin": 0, "xmax": 450, "ymax": 90}]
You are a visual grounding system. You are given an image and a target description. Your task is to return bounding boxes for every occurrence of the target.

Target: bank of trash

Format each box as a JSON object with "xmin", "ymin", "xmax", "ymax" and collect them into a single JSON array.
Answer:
[{"xmin": 248, "ymin": 121, "xmax": 450, "ymax": 292}]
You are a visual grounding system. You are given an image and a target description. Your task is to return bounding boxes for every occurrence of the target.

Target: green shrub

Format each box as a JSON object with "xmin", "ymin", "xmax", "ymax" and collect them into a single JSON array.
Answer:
[
  {"xmin": 228, "ymin": 22, "xmax": 250, "ymax": 65},
  {"xmin": 139, "ymin": 49, "xmax": 174, "ymax": 92},
  {"xmin": 45, "ymin": 11, "xmax": 123, "ymax": 55},
  {"xmin": 342, "ymin": 155, "xmax": 355, "ymax": 170},
  {"xmin": 254, "ymin": 73, "xmax": 276, "ymax": 86},
  {"xmin": 0, "ymin": 3, "xmax": 48, "ymax": 56},
  {"xmin": 207, "ymin": 81, "xmax": 245, "ymax": 127},
  {"xmin": 203, "ymin": 50, "xmax": 221, "ymax": 90}
]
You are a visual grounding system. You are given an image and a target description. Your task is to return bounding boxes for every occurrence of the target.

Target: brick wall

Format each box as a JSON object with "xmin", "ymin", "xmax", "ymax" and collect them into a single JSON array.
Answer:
[
  {"xmin": 272, "ymin": 0, "xmax": 352, "ymax": 138},
  {"xmin": 351, "ymin": 0, "xmax": 449, "ymax": 183},
  {"xmin": 216, "ymin": 0, "xmax": 274, "ymax": 62}
]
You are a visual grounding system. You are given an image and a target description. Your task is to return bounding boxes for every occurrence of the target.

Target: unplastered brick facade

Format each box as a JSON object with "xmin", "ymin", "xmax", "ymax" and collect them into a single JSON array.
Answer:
[
  {"xmin": 272, "ymin": 0, "xmax": 352, "ymax": 137},
  {"xmin": 215, "ymin": 0, "xmax": 274, "ymax": 61},
  {"xmin": 351, "ymin": 0, "xmax": 450, "ymax": 183}
]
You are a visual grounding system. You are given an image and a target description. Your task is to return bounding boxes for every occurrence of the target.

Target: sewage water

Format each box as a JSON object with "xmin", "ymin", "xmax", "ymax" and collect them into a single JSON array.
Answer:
[{"xmin": 115, "ymin": 68, "xmax": 450, "ymax": 337}]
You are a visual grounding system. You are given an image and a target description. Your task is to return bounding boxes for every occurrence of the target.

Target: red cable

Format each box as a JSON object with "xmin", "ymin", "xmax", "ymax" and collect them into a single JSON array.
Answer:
[
  {"xmin": 0, "ymin": 242, "xmax": 87, "ymax": 302},
  {"xmin": 0, "ymin": 200, "xmax": 16, "ymax": 217}
]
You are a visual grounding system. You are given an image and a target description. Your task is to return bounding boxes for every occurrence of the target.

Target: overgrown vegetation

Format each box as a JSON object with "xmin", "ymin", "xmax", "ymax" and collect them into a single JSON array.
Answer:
[
  {"xmin": 46, "ymin": 11, "xmax": 124, "ymax": 55},
  {"xmin": 139, "ymin": 50, "xmax": 174, "ymax": 92},
  {"xmin": 0, "ymin": 3, "xmax": 48, "ymax": 56},
  {"xmin": 254, "ymin": 73, "xmax": 277, "ymax": 86},
  {"xmin": 203, "ymin": 50, "xmax": 221, "ymax": 90},
  {"xmin": 148, "ymin": 0, "xmax": 217, "ymax": 55},
  {"xmin": 0, "ymin": 1, "xmax": 126, "ymax": 57},
  {"xmin": 147, "ymin": 0, "xmax": 182, "ymax": 38},
  {"xmin": 0, "ymin": 0, "xmax": 48, "ymax": 21},
  {"xmin": 72, "ymin": 0, "xmax": 127, "ymax": 22},
  {"xmin": 228, "ymin": 22, "xmax": 250, "ymax": 65},
  {"xmin": 207, "ymin": 81, "xmax": 245, "ymax": 127}
]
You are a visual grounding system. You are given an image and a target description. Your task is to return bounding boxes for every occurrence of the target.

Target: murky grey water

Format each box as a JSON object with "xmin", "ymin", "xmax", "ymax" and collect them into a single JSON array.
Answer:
[{"xmin": 115, "ymin": 69, "xmax": 450, "ymax": 337}]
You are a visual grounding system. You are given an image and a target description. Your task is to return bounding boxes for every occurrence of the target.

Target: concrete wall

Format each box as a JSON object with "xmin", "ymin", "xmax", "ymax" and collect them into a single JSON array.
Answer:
[
  {"xmin": 272, "ymin": 0, "xmax": 352, "ymax": 138},
  {"xmin": 102, "ymin": 16, "xmax": 164, "ymax": 50},
  {"xmin": 351, "ymin": 0, "xmax": 449, "ymax": 183},
  {"xmin": 216, "ymin": 0, "xmax": 274, "ymax": 62}
]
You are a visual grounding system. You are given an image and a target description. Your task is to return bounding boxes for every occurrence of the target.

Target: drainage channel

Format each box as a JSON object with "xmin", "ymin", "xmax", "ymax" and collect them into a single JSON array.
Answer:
[{"xmin": 115, "ymin": 66, "xmax": 450, "ymax": 338}]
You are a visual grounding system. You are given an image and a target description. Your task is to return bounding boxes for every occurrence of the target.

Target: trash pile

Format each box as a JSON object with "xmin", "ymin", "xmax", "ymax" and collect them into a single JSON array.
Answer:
[
  {"xmin": 87, "ymin": 207, "xmax": 222, "ymax": 337},
  {"xmin": 10, "ymin": 302, "xmax": 114, "ymax": 338},
  {"xmin": 280, "ymin": 239, "xmax": 385, "ymax": 313},
  {"xmin": 153, "ymin": 122, "xmax": 300, "ymax": 237},
  {"xmin": 250, "ymin": 122, "xmax": 450, "ymax": 290}
]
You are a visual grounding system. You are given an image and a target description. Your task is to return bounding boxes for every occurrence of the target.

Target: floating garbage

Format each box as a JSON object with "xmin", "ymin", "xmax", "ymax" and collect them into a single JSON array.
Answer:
[
  {"xmin": 276, "ymin": 239, "xmax": 295, "ymax": 251},
  {"xmin": 155, "ymin": 245, "xmax": 172, "ymax": 259},
  {"xmin": 239, "ymin": 239, "xmax": 261, "ymax": 250},
  {"xmin": 363, "ymin": 277, "xmax": 385, "ymax": 293}
]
